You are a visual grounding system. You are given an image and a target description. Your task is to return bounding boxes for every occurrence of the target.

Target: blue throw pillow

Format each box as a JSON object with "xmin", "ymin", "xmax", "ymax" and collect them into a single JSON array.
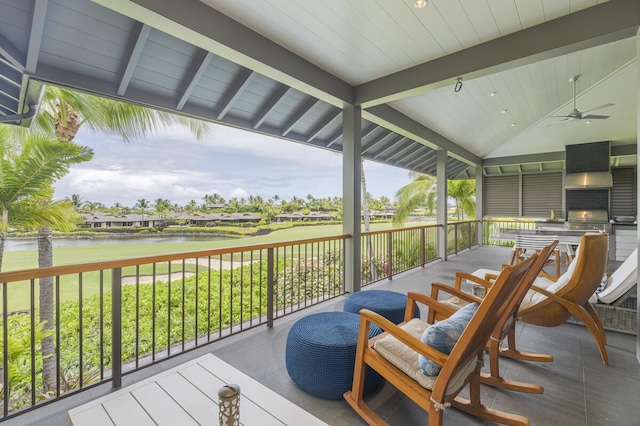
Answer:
[{"xmin": 419, "ymin": 302, "xmax": 478, "ymax": 376}]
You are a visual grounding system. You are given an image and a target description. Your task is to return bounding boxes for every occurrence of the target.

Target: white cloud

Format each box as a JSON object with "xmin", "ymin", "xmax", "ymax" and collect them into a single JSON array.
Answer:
[{"xmin": 229, "ymin": 187, "xmax": 249, "ymax": 199}]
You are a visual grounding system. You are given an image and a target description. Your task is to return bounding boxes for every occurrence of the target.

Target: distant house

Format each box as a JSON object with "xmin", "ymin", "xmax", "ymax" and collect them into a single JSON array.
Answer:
[
  {"xmin": 275, "ymin": 211, "xmax": 335, "ymax": 222},
  {"xmin": 81, "ymin": 213, "xmax": 162, "ymax": 228}
]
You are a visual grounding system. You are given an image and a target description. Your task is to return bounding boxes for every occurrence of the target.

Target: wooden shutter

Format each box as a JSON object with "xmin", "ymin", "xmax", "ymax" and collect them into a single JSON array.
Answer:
[
  {"xmin": 484, "ymin": 175, "xmax": 519, "ymax": 216},
  {"xmin": 522, "ymin": 173, "xmax": 563, "ymax": 218},
  {"xmin": 611, "ymin": 167, "xmax": 636, "ymax": 217}
]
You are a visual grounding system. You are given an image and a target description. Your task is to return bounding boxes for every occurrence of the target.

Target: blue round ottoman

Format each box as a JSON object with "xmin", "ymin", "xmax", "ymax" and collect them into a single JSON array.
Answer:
[
  {"xmin": 344, "ymin": 290, "xmax": 419, "ymax": 324},
  {"xmin": 285, "ymin": 312, "xmax": 384, "ymax": 400}
]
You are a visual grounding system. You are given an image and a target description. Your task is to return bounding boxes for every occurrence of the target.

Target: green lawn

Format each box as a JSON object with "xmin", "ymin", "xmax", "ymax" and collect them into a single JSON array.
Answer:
[{"xmin": 2, "ymin": 222, "xmax": 408, "ymax": 271}]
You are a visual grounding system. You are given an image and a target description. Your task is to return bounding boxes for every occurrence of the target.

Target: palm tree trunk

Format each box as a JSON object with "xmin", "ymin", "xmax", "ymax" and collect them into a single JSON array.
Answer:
[
  {"xmin": 38, "ymin": 227, "xmax": 57, "ymax": 393},
  {"xmin": 361, "ymin": 160, "xmax": 376, "ymax": 281}
]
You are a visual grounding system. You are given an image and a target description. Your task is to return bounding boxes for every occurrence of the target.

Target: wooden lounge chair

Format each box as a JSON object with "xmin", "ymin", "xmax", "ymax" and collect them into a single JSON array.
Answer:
[
  {"xmin": 516, "ymin": 233, "xmax": 610, "ymax": 365},
  {"xmin": 344, "ymin": 254, "xmax": 538, "ymax": 426},
  {"xmin": 429, "ymin": 240, "xmax": 559, "ymax": 394}
]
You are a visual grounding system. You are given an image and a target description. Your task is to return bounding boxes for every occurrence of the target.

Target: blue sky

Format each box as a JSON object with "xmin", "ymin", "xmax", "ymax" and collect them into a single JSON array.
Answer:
[{"xmin": 53, "ymin": 123, "xmax": 414, "ymax": 207}]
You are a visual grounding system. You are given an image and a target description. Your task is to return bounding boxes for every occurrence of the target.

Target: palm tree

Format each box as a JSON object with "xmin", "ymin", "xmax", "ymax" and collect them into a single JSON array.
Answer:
[
  {"xmin": 26, "ymin": 86, "xmax": 209, "ymax": 393},
  {"xmin": 0, "ymin": 129, "xmax": 93, "ymax": 391},
  {"xmin": 65, "ymin": 194, "xmax": 84, "ymax": 211},
  {"xmin": 392, "ymin": 172, "xmax": 437, "ymax": 226},
  {"xmin": 448, "ymin": 179, "xmax": 476, "ymax": 220},
  {"xmin": 154, "ymin": 198, "xmax": 172, "ymax": 226},
  {"xmin": 135, "ymin": 198, "xmax": 151, "ymax": 226}
]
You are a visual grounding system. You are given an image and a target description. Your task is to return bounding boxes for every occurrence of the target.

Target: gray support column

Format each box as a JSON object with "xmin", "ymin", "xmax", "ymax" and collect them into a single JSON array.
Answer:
[
  {"xmin": 437, "ymin": 149, "xmax": 448, "ymax": 260},
  {"xmin": 475, "ymin": 164, "xmax": 484, "ymax": 245},
  {"xmin": 343, "ymin": 105, "xmax": 362, "ymax": 293},
  {"xmin": 635, "ymin": 28, "xmax": 639, "ymax": 364}
]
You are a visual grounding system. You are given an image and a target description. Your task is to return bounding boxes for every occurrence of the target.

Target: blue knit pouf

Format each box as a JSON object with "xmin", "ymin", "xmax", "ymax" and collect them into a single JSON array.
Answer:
[
  {"xmin": 344, "ymin": 290, "xmax": 419, "ymax": 324},
  {"xmin": 285, "ymin": 312, "xmax": 384, "ymax": 400}
]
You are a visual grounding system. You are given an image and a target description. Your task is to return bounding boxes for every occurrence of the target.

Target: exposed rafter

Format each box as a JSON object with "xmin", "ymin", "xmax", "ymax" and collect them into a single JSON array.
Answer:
[
  {"xmin": 386, "ymin": 142, "xmax": 416, "ymax": 162},
  {"xmin": 307, "ymin": 110, "xmax": 341, "ymax": 143},
  {"xmin": 325, "ymin": 130, "xmax": 342, "ymax": 148},
  {"xmin": 0, "ymin": 32, "xmax": 25, "ymax": 70},
  {"xmin": 362, "ymin": 131, "xmax": 395, "ymax": 155},
  {"xmin": 217, "ymin": 70, "xmax": 255, "ymax": 120},
  {"xmin": 281, "ymin": 98, "xmax": 322, "ymax": 136},
  {"xmin": 98, "ymin": 0, "xmax": 353, "ymax": 107},
  {"xmin": 252, "ymin": 85, "xmax": 292, "ymax": 129},
  {"xmin": 373, "ymin": 136, "xmax": 406, "ymax": 160},
  {"xmin": 118, "ymin": 23, "xmax": 152, "ymax": 96},
  {"xmin": 177, "ymin": 51, "xmax": 214, "ymax": 110},
  {"xmin": 25, "ymin": 0, "xmax": 48, "ymax": 74}
]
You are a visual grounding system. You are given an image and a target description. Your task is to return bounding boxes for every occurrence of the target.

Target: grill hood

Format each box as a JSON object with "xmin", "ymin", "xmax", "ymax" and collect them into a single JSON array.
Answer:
[{"xmin": 564, "ymin": 171, "xmax": 613, "ymax": 189}]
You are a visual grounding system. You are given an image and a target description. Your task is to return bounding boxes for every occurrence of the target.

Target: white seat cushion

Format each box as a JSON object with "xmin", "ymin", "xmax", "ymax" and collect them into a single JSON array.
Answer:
[{"xmin": 374, "ymin": 319, "xmax": 437, "ymax": 390}]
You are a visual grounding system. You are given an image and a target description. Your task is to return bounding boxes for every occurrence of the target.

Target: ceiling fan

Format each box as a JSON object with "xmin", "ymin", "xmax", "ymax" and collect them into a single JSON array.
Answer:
[{"xmin": 550, "ymin": 75, "xmax": 614, "ymax": 121}]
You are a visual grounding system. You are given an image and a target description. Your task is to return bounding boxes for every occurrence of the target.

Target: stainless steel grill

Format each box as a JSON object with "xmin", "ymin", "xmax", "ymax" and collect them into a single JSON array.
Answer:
[{"xmin": 566, "ymin": 209, "xmax": 611, "ymax": 233}]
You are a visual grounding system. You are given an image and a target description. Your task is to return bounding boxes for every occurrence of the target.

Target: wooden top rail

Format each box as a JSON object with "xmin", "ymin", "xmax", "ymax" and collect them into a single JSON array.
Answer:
[
  {"xmin": 0, "ymin": 234, "xmax": 351, "ymax": 284},
  {"xmin": 361, "ymin": 223, "xmax": 440, "ymax": 237}
]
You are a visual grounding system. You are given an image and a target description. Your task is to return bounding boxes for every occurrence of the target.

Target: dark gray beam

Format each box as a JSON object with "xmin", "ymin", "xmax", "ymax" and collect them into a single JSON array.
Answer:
[
  {"xmin": 217, "ymin": 70, "xmax": 255, "ymax": 120},
  {"xmin": 25, "ymin": 0, "xmax": 48, "ymax": 74},
  {"xmin": 0, "ymin": 32, "xmax": 25, "ymax": 70},
  {"xmin": 98, "ymin": 0, "xmax": 354, "ymax": 107},
  {"xmin": 282, "ymin": 98, "xmax": 322, "ymax": 136},
  {"xmin": 0, "ymin": 61, "xmax": 21, "ymax": 87},
  {"xmin": 612, "ymin": 144, "xmax": 637, "ymax": 156},
  {"xmin": 360, "ymin": 124, "xmax": 381, "ymax": 143},
  {"xmin": 0, "ymin": 80, "xmax": 19, "ymax": 103},
  {"xmin": 363, "ymin": 105, "xmax": 481, "ymax": 165},
  {"xmin": 403, "ymin": 150, "xmax": 433, "ymax": 169},
  {"xmin": 252, "ymin": 85, "xmax": 292, "ymax": 129},
  {"xmin": 356, "ymin": 0, "xmax": 640, "ymax": 107},
  {"xmin": 307, "ymin": 110, "xmax": 341, "ymax": 142},
  {"xmin": 177, "ymin": 51, "xmax": 214, "ymax": 110},
  {"xmin": 118, "ymin": 23, "xmax": 152, "ymax": 96}
]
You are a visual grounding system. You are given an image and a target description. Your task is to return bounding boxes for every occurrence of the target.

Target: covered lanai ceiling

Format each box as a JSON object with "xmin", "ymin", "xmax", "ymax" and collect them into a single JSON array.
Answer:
[{"xmin": 0, "ymin": 0, "xmax": 638, "ymax": 178}]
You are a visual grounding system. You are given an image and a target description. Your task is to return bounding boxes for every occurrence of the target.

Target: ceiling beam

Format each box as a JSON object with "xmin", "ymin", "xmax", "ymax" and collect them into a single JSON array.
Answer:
[
  {"xmin": 0, "ymin": 32, "xmax": 25, "ymax": 71},
  {"xmin": 482, "ymin": 151, "xmax": 565, "ymax": 167},
  {"xmin": 217, "ymin": 70, "xmax": 255, "ymax": 120},
  {"xmin": 355, "ymin": 0, "xmax": 640, "ymax": 107},
  {"xmin": 252, "ymin": 85, "xmax": 292, "ymax": 129},
  {"xmin": 386, "ymin": 142, "xmax": 417, "ymax": 162},
  {"xmin": 325, "ymin": 130, "xmax": 342, "ymax": 148},
  {"xmin": 307, "ymin": 110, "xmax": 341, "ymax": 142},
  {"xmin": 362, "ymin": 131, "xmax": 395, "ymax": 155},
  {"xmin": 363, "ymin": 105, "xmax": 481, "ymax": 166},
  {"xmin": 97, "ymin": 0, "xmax": 354, "ymax": 107},
  {"xmin": 25, "ymin": 0, "xmax": 48, "ymax": 73},
  {"xmin": 373, "ymin": 136, "xmax": 406, "ymax": 160},
  {"xmin": 282, "ymin": 98, "xmax": 322, "ymax": 136},
  {"xmin": 117, "ymin": 23, "xmax": 152, "ymax": 96},
  {"xmin": 177, "ymin": 51, "xmax": 214, "ymax": 110}
]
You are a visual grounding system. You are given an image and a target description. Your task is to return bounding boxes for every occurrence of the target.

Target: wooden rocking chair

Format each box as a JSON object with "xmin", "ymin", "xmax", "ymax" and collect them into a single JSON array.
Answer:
[
  {"xmin": 429, "ymin": 240, "xmax": 558, "ymax": 394},
  {"xmin": 344, "ymin": 254, "xmax": 538, "ymax": 426}
]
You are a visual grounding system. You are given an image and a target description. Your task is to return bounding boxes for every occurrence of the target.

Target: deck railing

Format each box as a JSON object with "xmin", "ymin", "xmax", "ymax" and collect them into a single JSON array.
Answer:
[
  {"xmin": 446, "ymin": 220, "xmax": 479, "ymax": 255},
  {"xmin": 482, "ymin": 219, "xmax": 537, "ymax": 246},
  {"xmin": 0, "ymin": 222, "xmax": 479, "ymax": 419}
]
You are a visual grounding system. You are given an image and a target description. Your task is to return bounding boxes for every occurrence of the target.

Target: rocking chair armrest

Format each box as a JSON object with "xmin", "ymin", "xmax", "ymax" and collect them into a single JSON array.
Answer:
[
  {"xmin": 407, "ymin": 291, "xmax": 458, "ymax": 319},
  {"xmin": 359, "ymin": 309, "xmax": 449, "ymax": 367},
  {"xmin": 429, "ymin": 283, "xmax": 482, "ymax": 305}
]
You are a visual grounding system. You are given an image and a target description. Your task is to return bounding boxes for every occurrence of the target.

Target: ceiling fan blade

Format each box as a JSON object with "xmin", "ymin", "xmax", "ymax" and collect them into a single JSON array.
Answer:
[
  {"xmin": 581, "ymin": 114, "xmax": 609, "ymax": 120},
  {"xmin": 579, "ymin": 103, "xmax": 614, "ymax": 117}
]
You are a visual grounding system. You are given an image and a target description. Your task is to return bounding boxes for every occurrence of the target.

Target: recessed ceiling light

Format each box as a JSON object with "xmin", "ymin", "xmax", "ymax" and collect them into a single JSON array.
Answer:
[
  {"xmin": 501, "ymin": 109, "xmax": 508, "ymax": 114},
  {"xmin": 489, "ymin": 91, "xmax": 497, "ymax": 96},
  {"xmin": 585, "ymin": 120, "xmax": 592, "ymax": 124},
  {"xmin": 511, "ymin": 123, "xmax": 517, "ymax": 127},
  {"xmin": 414, "ymin": 0, "xmax": 427, "ymax": 9}
]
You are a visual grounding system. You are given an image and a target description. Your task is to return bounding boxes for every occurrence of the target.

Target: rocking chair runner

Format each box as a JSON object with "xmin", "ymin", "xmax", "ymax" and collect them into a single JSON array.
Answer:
[
  {"xmin": 344, "ymin": 254, "xmax": 538, "ymax": 426},
  {"xmin": 429, "ymin": 240, "xmax": 559, "ymax": 394}
]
